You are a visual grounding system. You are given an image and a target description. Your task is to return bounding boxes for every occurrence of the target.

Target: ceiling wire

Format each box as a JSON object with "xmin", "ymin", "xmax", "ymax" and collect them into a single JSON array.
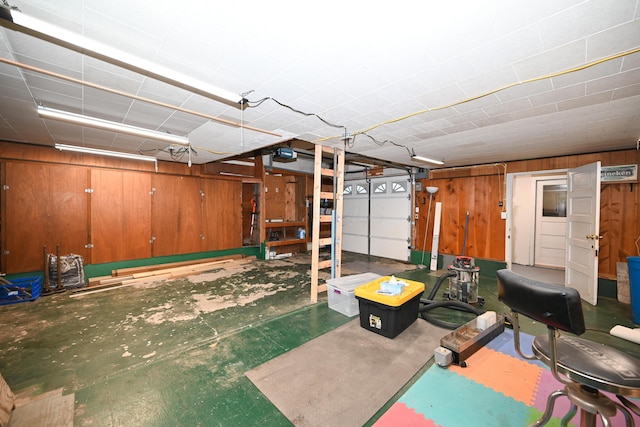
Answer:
[
  {"xmin": 246, "ymin": 96, "xmax": 347, "ymax": 130},
  {"xmin": 246, "ymin": 96, "xmax": 415, "ymax": 155},
  {"xmin": 314, "ymin": 46, "xmax": 640, "ymax": 144}
]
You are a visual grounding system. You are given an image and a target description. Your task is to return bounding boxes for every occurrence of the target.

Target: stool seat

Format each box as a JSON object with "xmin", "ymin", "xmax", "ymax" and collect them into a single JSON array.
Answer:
[
  {"xmin": 497, "ymin": 269, "xmax": 640, "ymax": 426},
  {"xmin": 533, "ymin": 334, "xmax": 640, "ymax": 397}
]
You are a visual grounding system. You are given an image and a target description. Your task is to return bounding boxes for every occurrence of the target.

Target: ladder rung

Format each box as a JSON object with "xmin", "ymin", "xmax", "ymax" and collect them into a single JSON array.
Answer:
[
  {"xmin": 320, "ymin": 191, "xmax": 334, "ymax": 199},
  {"xmin": 321, "ymin": 167, "xmax": 335, "ymax": 177},
  {"xmin": 318, "ymin": 237, "xmax": 332, "ymax": 246},
  {"xmin": 317, "ymin": 284, "xmax": 327, "ymax": 293},
  {"xmin": 321, "ymin": 145, "xmax": 335, "ymax": 154},
  {"xmin": 318, "ymin": 259, "xmax": 332, "ymax": 269},
  {"xmin": 319, "ymin": 215, "xmax": 332, "ymax": 222}
]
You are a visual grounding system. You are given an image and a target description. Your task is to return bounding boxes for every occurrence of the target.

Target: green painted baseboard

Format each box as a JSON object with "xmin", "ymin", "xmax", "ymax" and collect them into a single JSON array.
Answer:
[{"xmin": 6, "ymin": 247, "xmax": 261, "ymax": 282}]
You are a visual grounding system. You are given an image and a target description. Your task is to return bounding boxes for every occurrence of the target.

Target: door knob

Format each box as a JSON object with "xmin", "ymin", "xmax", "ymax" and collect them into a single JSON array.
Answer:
[{"xmin": 586, "ymin": 234, "xmax": 604, "ymax": 240}]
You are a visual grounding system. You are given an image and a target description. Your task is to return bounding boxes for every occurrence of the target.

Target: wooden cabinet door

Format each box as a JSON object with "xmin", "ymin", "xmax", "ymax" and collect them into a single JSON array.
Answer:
[
  {"xmin": 3, "ymin": 162, "xmax": 89, "ymax": 273},
  {"xmin": 151, "ymin": 175, "xmax": 202, "ymax": 257},
  {"xmin": 202, "ymin": 179, "xmax": 242, "ymax": 251},
  {"xmin": 91, "ymin": 169, "xmax": 152, "ymax": 263}
]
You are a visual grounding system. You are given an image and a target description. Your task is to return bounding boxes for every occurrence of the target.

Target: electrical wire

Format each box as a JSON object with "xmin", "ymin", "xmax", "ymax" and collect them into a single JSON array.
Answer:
[
  {"xmin": 314, "ymin": 46, "xmax": 640, "ymax": 144},
  {"xmin": 246, "ymin": 96, "xmax": 347, "ymax": 130},
  {"xmin": 245, "ymin": 94, "xmax": 418, "ymax": 159}
]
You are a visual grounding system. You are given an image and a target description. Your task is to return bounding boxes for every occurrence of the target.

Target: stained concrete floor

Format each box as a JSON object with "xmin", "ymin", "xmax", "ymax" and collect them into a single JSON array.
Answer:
[{"xmin": 0, "ymin": 252, "xmax": 638, "ymax": 426}]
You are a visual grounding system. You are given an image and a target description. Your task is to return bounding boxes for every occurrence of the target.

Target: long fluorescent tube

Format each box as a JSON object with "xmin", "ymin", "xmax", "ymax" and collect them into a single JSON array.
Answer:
[
  {"xmin": 54, "ymin": 143, "xmax": 158, "ymax": 170},
  {"xmin": 0, "ymin": 5, "xmax": 245, "ymax": 109},
  {"xmin": 38, "ymin": 105, "xmax": 189, "ymax": 146},
  {"xmin": 411, "ymin": 154, "xmax": 445, "ymax": 166}
]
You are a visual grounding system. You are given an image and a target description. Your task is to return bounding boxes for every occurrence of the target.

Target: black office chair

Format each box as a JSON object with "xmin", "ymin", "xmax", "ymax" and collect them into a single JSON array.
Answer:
[{"xmin": 496, "ymin": 269, "xmax": 640, "ymax": 426}]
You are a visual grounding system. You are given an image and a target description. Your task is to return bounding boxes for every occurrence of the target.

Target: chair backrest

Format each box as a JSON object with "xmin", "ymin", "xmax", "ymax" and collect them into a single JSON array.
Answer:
[{"xmin": 496, "ymin": 269, "xmax": 586, "ymax": 335}]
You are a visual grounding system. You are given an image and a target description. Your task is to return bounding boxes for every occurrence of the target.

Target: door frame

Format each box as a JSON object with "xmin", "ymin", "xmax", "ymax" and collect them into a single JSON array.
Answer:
[
  {"xmin": 505, "ymin": 168, "xmax": 569, "ymax": 269},
  {"xmin": 506, "ymin": 164, "xmax": 601, "ymax": 304}
]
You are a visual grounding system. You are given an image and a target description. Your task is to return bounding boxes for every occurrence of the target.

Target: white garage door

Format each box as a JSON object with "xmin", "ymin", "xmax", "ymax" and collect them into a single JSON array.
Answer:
[{"xmin": 342, "ymin": 176, "xmax": 412, "ymax": 261}]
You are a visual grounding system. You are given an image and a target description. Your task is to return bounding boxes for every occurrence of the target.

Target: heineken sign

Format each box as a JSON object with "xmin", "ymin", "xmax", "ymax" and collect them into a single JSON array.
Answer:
[{"xmin": 601, "ymin": 164, "xmax": 637, "ymax": 183}]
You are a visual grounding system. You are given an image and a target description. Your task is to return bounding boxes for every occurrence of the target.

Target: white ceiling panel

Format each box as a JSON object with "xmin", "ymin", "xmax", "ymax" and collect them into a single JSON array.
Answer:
[{"xmin": 0, "ymin": 0, "xmax": 638, "ymax": 168}]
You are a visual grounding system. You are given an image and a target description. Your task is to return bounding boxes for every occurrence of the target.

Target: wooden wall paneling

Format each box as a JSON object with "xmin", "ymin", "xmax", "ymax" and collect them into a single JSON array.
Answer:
[
  {"xmin": 3, "ymin": 162, "xmax": 89, "ymax": 273},
  {"xmin": 265, "ymin": 174, "xmax": 286, "ymax": 221},
  {"xmin": 0, "ymin": 162, "xmax": 4, "ymax": 273},
  {"xmin": 284, "ymin": 176, "xmax": 297, "ymax": 221},
  {"xmin": 202, "ymin": 179, "xmax": 242, "ymax": 251},
  {"xmin": 242, "ymin": 182, "xmax": 255, "ymax": 244},
  {"xmin": 440, "ymin": 178, "xmax": 460, "ymax": 256},
  {"xmin": 91, "ymin": 169, "xmax": 152, "ymax": 263},
  {"xmin": 48, "ymin": 165, "xmax": 90, "ymax": 263},
  {"xmin": 415, "ymin": 187, "xmax": 428, "ymax": 251},
  {"xmin": 472, "ymin": 176, "xmax": 488, "ymax": 258},
  {"xmin": 151, "ymin": 175, "xmax": 202, "ymax": 257},
  {"xmin": 3, "ymin": 163, "xmax": 50, "ymax": 272}
]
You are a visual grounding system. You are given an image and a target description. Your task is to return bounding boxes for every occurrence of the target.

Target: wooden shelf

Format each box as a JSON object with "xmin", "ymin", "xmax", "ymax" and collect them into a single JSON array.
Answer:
[
  {"xmin": 265, "ymin": 238, "xmax": 307, "ymax": 247},
  {"xmin": 265, "ymin": 220, "xmax": 306, "ymax": 228}
]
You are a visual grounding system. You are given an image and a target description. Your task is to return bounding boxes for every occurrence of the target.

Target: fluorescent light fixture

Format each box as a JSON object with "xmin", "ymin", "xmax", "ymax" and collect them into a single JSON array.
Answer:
[
  {"xmin": 0, "ymin": 5, "xmax": 245, "ymax": 109},
  {"xmin": 411, "ymin": 154, "xmax": 445, "ymax": 166},
  {"xmin": 38, "ymin": 105, "xmax": 189, "ymax": 146},
  {"xmin": 54, "ymin": 143, "xmax": 158, "ymax": 171}
]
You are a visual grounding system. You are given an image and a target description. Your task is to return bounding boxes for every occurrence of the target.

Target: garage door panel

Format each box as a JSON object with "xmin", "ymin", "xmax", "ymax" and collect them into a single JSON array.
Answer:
[
  {"xmin": 371, "ymin": 199, "xmax": 409, "ymax": 218},
  {"xmin": 343, "ymin": 235, "xmax": 368, "ymax": 253},
  {"xmin": 343, "ymin": 176, "xmax": 410, "ymax": 261},
  {"xmin": 343, "ymin": 198, "xmax": 369, "ymax": 217},
  {"xmin": 343, "ymin": 217, "xmax": 369, "ymax": 235},
  {"xmin": 370, "ymin": 218, "xmax": 409, "ymax": 239},
  {"xmin": 370, "ymin": 237, "xmax": 409, "ymax": 260}
]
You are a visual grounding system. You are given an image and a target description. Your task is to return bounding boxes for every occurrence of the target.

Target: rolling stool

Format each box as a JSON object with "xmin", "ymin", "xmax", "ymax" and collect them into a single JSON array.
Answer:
[{"xmin": 496, "ymin": 269, "xmax": 640, "ymax": 426}]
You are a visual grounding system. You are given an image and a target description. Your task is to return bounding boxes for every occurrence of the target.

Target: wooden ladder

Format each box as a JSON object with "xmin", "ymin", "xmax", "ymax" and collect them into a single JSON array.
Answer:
[{"xmin": 310, "ymin": 144, "xmax": 345, "ymax": 303}]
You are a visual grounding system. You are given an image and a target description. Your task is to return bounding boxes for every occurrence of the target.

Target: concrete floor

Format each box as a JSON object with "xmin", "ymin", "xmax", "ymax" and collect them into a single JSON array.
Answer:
[{"xmin": 0, "ymin": 252, "xmax": 638, "ymax": 426}]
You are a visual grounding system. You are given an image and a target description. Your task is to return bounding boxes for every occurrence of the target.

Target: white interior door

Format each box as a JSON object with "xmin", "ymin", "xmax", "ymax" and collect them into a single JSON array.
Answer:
[
  {"xmin": 565, "ymin": 162, "xmax": 601, "ymax": 305},
  {"xmin": 534, "ymin": 179, "xmax": 567, "ymax": 268},
  {"xmin": 342, "ymin": 177, "xmax": 411, "ymax": 261}
]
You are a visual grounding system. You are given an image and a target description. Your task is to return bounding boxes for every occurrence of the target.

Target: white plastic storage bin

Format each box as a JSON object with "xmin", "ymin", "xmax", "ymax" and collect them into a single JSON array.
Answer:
[{"xmin": 326, "ymin": 272, "xmax": 382, "ymax": 317}]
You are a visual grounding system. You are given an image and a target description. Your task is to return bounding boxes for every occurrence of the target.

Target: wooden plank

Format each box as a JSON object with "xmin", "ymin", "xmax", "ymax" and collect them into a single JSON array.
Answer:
[
  {"xmin": 88, "ymin": 275, "xmax": 113, "ymax": 285},
  {"xmin": 319, "ymin": 215, "xmax": 333, "ymax": 223},
  {"xmin": 318, "ymin": 238, "xmax": 332, "ymax": 246},
  {"xmin": 318, "ymin": 259, "xmax": 332, "ymax": 269},
  {"xmin": 112, "ymin": 255, "xmax": 242, "ymax": 276},
  {"xmin": 265, "ymin": 239, "xmax": 307, "ymax": 248},
  {"xmin": 334, "ymin": 149, "xmax": 344, "ymax": 279},
  {"xmin": 320, "ymin": 167, "xmax": 335, "ymax": 177},
  {"xmin": 319, "ymin": 191, "xmax": 334, "ymax": 200},
  {"xmin": 310, "ymin": 144, "xmax": 323, "ymax": 303},
  {"xmin": 75, "ymin": 257, "xmax": 255, "ymax": 294}
]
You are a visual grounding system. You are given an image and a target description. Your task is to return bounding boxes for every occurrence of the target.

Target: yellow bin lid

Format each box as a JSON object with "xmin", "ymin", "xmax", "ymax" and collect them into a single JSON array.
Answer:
[{"xmin": 354, "ymin": 276, "xmax": 425, "ymax": 307}]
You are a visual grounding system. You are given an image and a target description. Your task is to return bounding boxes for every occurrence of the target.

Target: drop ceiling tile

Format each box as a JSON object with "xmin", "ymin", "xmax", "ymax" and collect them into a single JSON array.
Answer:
[
  {"xmin": 612, "ymin": 83, "xmax": 640, "ymax": 100},
  {"xmin": 557, "ymin": 91, "xmax": 612, "ymax": 111},
  {"xmin": 587, "ymin": 19, "xmax": 640, "ymax": 60},
  {"xmin": 528, "ymin": 83, "xmax": 585, "ymax": 107},
  {"xmin": 537, "ymin": 0, "xmax": 636, "ymax": 49}
]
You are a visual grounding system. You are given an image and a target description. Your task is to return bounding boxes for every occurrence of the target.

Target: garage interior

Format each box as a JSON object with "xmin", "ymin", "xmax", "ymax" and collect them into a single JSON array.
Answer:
[{"xmin": 1, "ymin": 1, "xmax": 640, "ymax": 426}]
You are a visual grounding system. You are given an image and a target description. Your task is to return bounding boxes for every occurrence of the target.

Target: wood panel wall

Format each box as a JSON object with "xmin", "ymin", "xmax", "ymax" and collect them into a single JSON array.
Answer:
[
  {"xmin": 0, "ymin": 142, "xmax": 245, "ymax": 274},
  {"xmin": 91, "ymin": 169, "xmax": 152, "ymax": 263},
  {"xmin": 202, "ymin": 179, "xmax": 242, "ymax": 250},
  {"xmin": 417, "ymin": 149, "xmax": 640, "ymax": 279}
]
